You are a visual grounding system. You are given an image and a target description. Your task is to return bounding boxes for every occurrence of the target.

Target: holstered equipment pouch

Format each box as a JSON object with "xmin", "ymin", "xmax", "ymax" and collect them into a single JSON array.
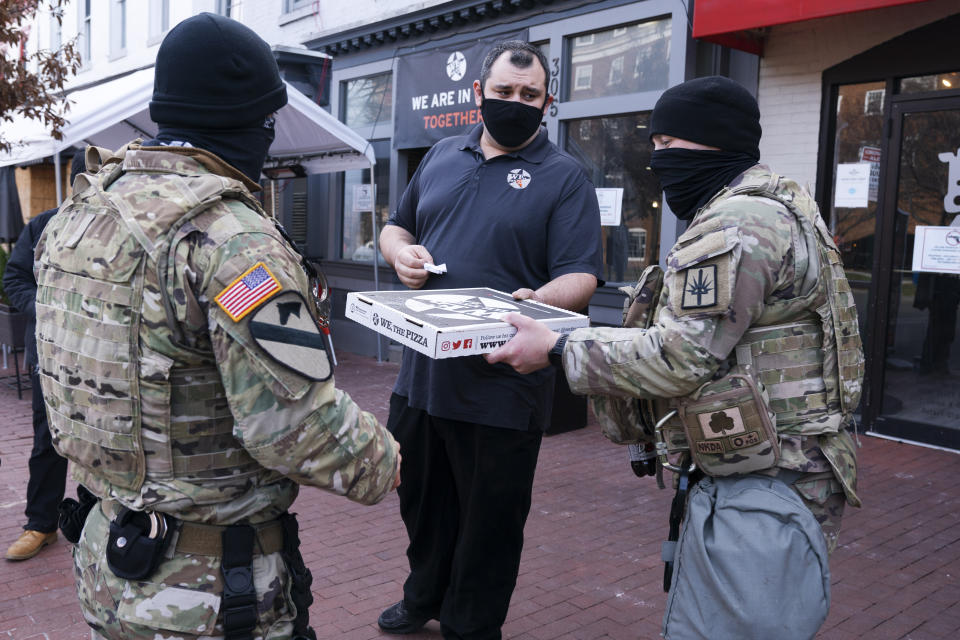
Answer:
[
  {"xmin": 676, "ymin": 374, "xmax": 779, "ymax": 476},
  {"xmin": 662, "ymin": 466, "xmax": 695, "ymax": 592},
  {"xmin": 217, "ymin": 514, "xmax": 317, "ymax": 640},
  {"xmin": 221, "ymin": 525, "xmax": 258, "ymax": 640},
  {"xmin": 106, "ymin": 507, "xmax": 173, "ymax": 580},
  {"xmin": 58, "ymin": 484, "xmax": 97, "ymax": 544},
  {"xmin": 279, "ymin": 513, "xmax": 318, "ymax": 640}
]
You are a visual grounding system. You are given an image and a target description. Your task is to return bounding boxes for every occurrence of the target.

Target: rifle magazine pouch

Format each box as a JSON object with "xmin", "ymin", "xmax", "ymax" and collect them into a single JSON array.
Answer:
[
  {"xmin": 677, "ymin": 374, "xmax": 778, "ymax": 476},
  {"xmin": 662, "ymin": 475, "xmax": 830, "ymax": 640}
]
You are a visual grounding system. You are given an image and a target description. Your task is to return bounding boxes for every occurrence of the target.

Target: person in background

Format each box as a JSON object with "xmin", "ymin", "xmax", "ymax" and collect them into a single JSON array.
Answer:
[{"xmin": 4, "ymin": 148, "xmax": 85, "ymax": 561}]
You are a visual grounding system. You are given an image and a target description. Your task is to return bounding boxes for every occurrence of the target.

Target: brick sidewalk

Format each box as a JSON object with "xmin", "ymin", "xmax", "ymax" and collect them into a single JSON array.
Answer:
[{"xmin": 1, "ymin": 352, "xmax": 959, "ymax": 639}]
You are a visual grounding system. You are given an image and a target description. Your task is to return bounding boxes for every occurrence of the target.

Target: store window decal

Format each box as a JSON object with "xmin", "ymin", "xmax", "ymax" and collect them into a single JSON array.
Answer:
[{"xmin": 938, "ymin": 148, "xmax": 960, "ymax": 213}]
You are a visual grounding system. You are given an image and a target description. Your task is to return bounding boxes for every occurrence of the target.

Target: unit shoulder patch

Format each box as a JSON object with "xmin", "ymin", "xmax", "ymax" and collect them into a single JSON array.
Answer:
[
  {"xmin": 215, "ymin": 262, "xmax": 282, "ymax": 322},
  {"xmin": 248, "ymin": 291, "xmax": 332, "ymax": 381},
  {"xmin": 681, "ymin": 265, "xmax": 718, "ymax": 309},
  {"xmin": 668, "ymin": 248, "xmax": 736, "ymax": 318}
]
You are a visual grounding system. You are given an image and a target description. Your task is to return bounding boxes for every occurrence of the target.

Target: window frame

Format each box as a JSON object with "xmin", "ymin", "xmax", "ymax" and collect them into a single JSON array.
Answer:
[
  {"xmin": 327, "ymin": 58, "xmax": 397, "ymax": 266},
  {"xmin": 609, "ymin": 55, "xmax": 624, "ymax": 85},
  {"xmin": 216, "ymin": 0, "xmax": 241, "ymax": 19},
  {"xmin": 148, "ymin": 0, "xmax": 170, "ymax": 46},
  {"xmin": 529, "ymin": 0, "xmax": 691, "ymax": 267},
  {"xmin": 49, "ymin": 9, "xmax": 61, "ymax": 50},
  {"xmin": 78, "ymin": 0, "xmax": 91, "ymax": 68},
  {"xmin": 342, "ymin": 71, "xmax": 394, "ymax": 130},
  {"xmin": 340, "ymin": 139, "xmax": 392, "ymax": 263},
  {"xmin": 628, "ymin": 227, "xmax": 648, "ymax": 262},
  {"xmin": 285, "ymin": 0, "xmax": 314, "ymax": 12},
  {"xmin": 109, "ymin": 0, "xmax": 127, "ymax": 60},
  {"xmin": 816, "ymin": 13, "xmax": 960, "ymax": 435},
  {"xmin": 574, "ymin": 64, "xmax": 593, "ymax": 91}
]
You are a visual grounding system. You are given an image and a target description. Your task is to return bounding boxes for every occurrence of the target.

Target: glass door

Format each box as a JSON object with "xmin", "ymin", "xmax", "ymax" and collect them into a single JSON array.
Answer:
[{"xmin": 872, "ymin": 96, "xmax": 960, "ymax": 447}]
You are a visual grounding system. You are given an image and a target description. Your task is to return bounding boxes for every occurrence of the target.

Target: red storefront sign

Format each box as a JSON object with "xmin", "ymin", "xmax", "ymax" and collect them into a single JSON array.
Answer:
[{"xmin": 693, "ymin": 0, "xmax": 934, "ymax": 54}]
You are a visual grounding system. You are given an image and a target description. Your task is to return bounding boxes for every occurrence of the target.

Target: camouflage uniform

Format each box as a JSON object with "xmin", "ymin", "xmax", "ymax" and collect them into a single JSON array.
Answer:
[
  {"xmin": 567, "ymin": 165, "xmax": 862, "ymax": 552},
  {"xmin": 35, "ymin": 144, "xmax": 400, "ymax": 638}
]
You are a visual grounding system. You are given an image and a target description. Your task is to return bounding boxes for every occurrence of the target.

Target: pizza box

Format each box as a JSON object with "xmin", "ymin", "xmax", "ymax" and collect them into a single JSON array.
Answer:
[{"xmin": 345, "ymin": 287, "xmax": 590, "ymax": 359}]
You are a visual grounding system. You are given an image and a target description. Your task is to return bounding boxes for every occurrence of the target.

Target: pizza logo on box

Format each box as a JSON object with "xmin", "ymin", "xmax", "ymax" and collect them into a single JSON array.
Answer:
[{"xmin": 404, "ymin": 294, "xmax": 517, "ymax": 321}]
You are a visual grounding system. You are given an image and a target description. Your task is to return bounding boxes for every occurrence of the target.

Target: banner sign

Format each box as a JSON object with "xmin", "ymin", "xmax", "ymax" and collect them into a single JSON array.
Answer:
[{"xmin": 394, "ymin": 33, "xmax": 524, "ymax": 149}]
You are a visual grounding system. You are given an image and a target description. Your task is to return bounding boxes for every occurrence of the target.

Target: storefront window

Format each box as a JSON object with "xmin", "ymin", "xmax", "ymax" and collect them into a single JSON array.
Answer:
[
  {"xmin": 899, "ymin": 70, "xmax": 960, "ymax": 94},
  {"xmin": 342, "ymin": 140, "xmax": 390, "ymax": 263},
  {"xmin": 344, "ymin": 72, "xmax": 393, "ymax": 129},
  {"xmin": 564, "ymin": 112, "xmax": 659, "ymax": 285},
  {"xmin": 535, "ymin": 41, "xmax": 549, "ymax": 61},
  {"xmin": 880, "ymin": 106, "xmax": 960, "ymax": 436},
  {"xmin": 565, "ymin": 17, "xmax": 670, "ymax": 102},
  {"xmin": 830, "ymin": 81, "xmax": 886, "ymax": 337}
]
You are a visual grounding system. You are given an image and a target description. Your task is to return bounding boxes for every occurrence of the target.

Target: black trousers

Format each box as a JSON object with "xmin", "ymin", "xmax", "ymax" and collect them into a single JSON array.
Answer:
[
  {"xmin": 387, "ymin": 394, "xmax": 543, "ymax": 640},
  {"xmin": 25, "ymin": 368, "xmax": 67, "ymax": 533}
]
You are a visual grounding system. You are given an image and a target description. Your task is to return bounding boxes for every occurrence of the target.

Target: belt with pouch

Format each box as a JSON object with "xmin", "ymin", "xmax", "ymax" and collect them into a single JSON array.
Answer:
[
  {"xmin": 99, "ymin": 499, "xmax": 284, "ymax": 556},
  {"xmin": 100, "ymin": 500, "xmax": 311, "ymax": 639}
]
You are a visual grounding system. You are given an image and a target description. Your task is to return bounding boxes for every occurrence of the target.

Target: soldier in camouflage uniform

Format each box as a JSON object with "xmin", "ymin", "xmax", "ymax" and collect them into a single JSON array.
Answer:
[
  {"xmin": 488, "ymin": 76, "xmax": 863, "ymax": 634},
  {"xmin": 34, "ymin": 14, "xmax": 400, "ymax": 640}
]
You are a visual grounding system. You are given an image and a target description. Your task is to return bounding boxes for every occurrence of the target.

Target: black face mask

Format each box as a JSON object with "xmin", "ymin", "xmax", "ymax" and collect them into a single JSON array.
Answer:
[
  {"xmin": 153, "ymin": 115, "xmax": 277, "ymax": 183},
  {"xmin": 649, "ymin": 148, "xmax": 758, "ymax": 220},
  {"xmin": 481, "ymin": 97, "xmax": 545, "ymax": 148}
]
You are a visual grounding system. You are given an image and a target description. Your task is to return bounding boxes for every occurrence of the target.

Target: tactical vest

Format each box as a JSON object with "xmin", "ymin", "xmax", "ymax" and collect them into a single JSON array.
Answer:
[
  {"xmin": 711, "ymin": 171, "xmax": 862, "ymax": 430},
  {"xmin": 35, "ymin": 146, "xmax": 280, "ymax": 512},
  {"xmin": 595, "ymin": 171, "xmax": 863, "ymax": 475}
]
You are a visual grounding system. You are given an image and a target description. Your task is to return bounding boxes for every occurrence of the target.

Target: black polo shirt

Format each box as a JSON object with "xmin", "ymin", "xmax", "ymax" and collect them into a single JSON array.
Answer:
[{"xmin": 386, "ymin": 123, "xmax": 603, "ymax": 431}]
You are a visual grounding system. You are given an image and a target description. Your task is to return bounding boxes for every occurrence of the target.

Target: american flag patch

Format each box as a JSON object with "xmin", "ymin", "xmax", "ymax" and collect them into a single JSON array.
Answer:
[{"xmin": 215, "ymin": 262, "xmax": 282, "ymax": 322}]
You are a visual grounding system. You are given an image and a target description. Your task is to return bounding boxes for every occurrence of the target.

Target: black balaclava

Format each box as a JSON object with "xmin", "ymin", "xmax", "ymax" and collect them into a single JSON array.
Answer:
[
  {"xmin": 648, "ymin": 76, "xmax": 761, "ymax": 220},
  {"xmin": 153, "ymin": 118, "xmax": 276, "ymax": 183},
  {"xmin": 148, "ymin": 13, "xmax": 287, "ymax": 182},
  {"xmin": 481, "ymin": 97, "xmax": 546, "ymax": 149}
]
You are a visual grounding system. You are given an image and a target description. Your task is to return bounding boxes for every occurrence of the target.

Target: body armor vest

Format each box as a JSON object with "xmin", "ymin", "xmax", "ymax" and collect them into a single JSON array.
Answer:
[
  {"xmin": 724, "ymin": 172, "xmax": 864, "ymax": 427},
  {"xmin": 35, "ymin": 147, "xmax": 278, "ymax": 513}
]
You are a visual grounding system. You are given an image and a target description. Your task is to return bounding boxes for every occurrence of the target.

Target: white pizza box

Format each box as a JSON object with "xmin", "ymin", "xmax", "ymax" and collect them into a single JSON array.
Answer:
[{"xmin": 345, "ymin": 287, "xmax": 590, "ymax": 359}]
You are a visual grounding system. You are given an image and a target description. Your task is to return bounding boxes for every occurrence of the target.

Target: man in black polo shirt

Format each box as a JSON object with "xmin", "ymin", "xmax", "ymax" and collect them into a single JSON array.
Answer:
[{"xmin": 378, "ymin": 40, "xmax": 603, "ymax": 640}]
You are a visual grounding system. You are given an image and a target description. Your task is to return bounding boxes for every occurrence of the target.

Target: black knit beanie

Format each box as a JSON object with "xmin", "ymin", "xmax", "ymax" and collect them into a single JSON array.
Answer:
[
  {"xmin": 150, "ymin": 13, "xmax": 287, "ymax": 129},
  {"xmin": 649, "ymin": 76, "xmax": 761, "ymax": 159}
]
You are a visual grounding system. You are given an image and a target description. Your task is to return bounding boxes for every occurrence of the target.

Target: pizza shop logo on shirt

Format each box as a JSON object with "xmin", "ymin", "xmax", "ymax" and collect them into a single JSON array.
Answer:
[{"xmin": 507, "ymin": 169, "xmax": 531, "ymax": 189}]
